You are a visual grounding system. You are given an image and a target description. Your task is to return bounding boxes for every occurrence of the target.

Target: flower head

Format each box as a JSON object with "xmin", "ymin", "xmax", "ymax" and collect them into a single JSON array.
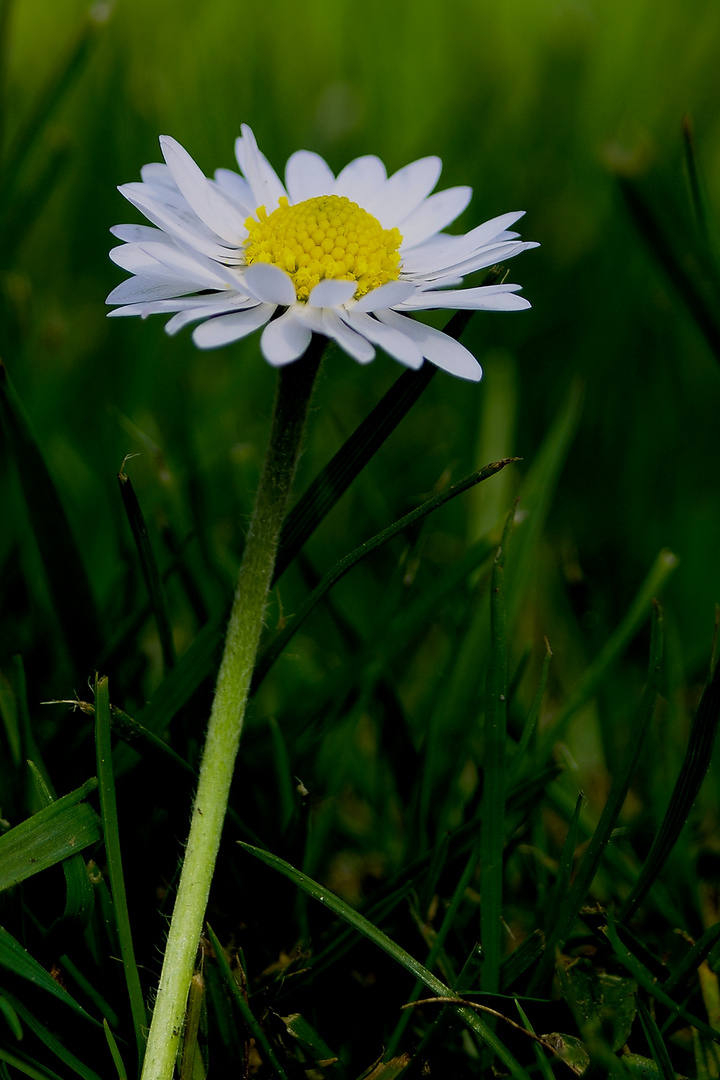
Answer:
[{"xmin": 107, "ymin": 126, "xmax": 537, "ymax": 381}]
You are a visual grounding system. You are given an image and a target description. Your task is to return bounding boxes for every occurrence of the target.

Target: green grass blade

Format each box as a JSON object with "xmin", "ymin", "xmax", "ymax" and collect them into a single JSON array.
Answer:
[
  {"xmin": 543, "ymin": 792, "xmax": 583, "ymax": 936},
  {"xmin": 514, "ymin": 1001, "xmax": 555, "ymax": 1080},
  {"xmin": 0, "ymin": 361, "xmax": 101, "ymax": 672},
  {"xmin": 618, "ymin": 176, "xmax": 720, "ymax": 363},
  {"xmin": 662, "ymin": 921, "xmax": 720, "ymax": 996},
  {"xmin": 385, "ymin": 845, "xmax": 481, "ymax": 1059},
  {"xmin": 0, "ymin": 1048, "xmax": 64, "ymax": 1080},
  {"xmin": 179, "ymin": 973, "xmax": 204, "ymax": 1080},
  {"xmin": 94, "ymin": 675, "xmax": 147, "ymax": 1065},
  {"xmin": 205, "ymin": 924, "xmax": 290, "ymax": 1080},
  {"xmin": 605, "ymin": 910, "xmax": 720, "ymax": 1044},
  {"xmin": 238, "ymin": 843, "xmax": 532, "ymax": 1080},
  {"xmin": 507, "ymin": 636, "xmax": 552, "ymax": 786},
  {"xmin": 480, "ymin": 507, "xmax": 513, "ymax": 993},
  {"xmin": 539, "ymin": 550, "xmax": 677, "ymax": 757},
  {"xmin": 278, "ymin": 1013, "xmax": 345, "ymax": 1079},
  {"xmin": 117, "ymin": 464, "xmax": 176, "ymax": 672},
  {"xmin": 103, "ymin": 1018, "xmax": 128, "ymax": 1080},
  {"xmin": 530, "ymin": 603, "xmax": 664, "ymax": 992},
  {"xmin": 0, "ymin": 781, "xmax": 100, "ymax": 891},
  {"xmin": 619, "ymin": 632, "xmax": 720, "ymax": 923},
  {"xmin": 2, "ymin": 992, "xmax": 103, "ymax": 1080},
  {"xmin": 635, "ymin": 996, "xmax": 676, "ymax": 1080},
  {"xmin": 254, "ymin": 459, "xmax": 518, "ymax": 692},
  {"xmin": 273, "ymin": 306, "xmax": 484, "ymax": 583},
  {"xmin": 0, "ymin": 926, "xmax": 94, "ymax": 1021},
  {"xmin": 0, "ymin": 993, "xmax": 22, "ymax": 1039}
]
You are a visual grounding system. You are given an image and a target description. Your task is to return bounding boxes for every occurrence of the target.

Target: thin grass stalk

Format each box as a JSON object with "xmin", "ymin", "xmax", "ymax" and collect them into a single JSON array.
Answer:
[
  {"xmin": 94, "ymin": 674, "xmax": 147, "ymax": 1066},
  {"xmin": 480, "ymin": 506, "xmax": 513, "ymax": 993},
  {"xmin": 140, "ymin": 340, "xmax": 323, "ymax": 1080}
]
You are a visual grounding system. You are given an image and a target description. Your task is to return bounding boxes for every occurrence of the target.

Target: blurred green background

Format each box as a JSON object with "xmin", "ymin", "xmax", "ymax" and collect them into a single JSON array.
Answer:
[{"xmin": 2, "ymin": 0, "xmax": 720, "ymax": 729}]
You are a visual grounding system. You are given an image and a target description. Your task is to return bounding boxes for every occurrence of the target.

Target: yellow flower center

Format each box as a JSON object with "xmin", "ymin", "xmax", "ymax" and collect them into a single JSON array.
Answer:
[{"xmin": 244, "ymin": 195, "xmax": 402, "ymax": 303}]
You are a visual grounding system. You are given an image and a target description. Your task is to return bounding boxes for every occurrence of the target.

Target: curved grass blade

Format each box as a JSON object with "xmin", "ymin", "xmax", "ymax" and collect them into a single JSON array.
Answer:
[
  {"xmin": 238, "ymin": 843, "xmax": 532, "ymax": 1080},
  {"xmin": 0, "ymin": 993, "xmax": 22, "ymax": 1039},
  {"xmin": 254, "ymin": 459, "xmax": 518, "ymax": 692},
  {"xmin": 273, "ymin": 305, "xmax": 484, "ymax": 583},
  {"xmin": 605, "ymin": 910, "xmax": 720, "ymax": 1044},
  {"xmin": 619, "ymin": 635, "xmax": 720, "ymax": 923},
  {"xmin": 117, "ymin": 463, "xmax": 176, "ymax": 672},
  {"xmin": 538, "ymin": 550, "xmax": 677, "ymax": 758},
  {"xmin": 0, "ymin": 780, "xmax": 100, "ymax": 892},
  {"xmin": 0, "ymin": 361, "xmax": 101, "ymax": 672},
  {"xmin": 0, "ymin": 1048, "xmax": 64, "ymax": 1080},
  {"xmin": 481, "ymin": 506, "xmax": 513, "ymax": 994},
  {"xmin": 205, "ymin": 924, "xmax": 289, "ymax": 1080},
  {"xmin": 0, "ymin": 925, "xmax": 94, "ymax": 1022},
  {"xmin": 2, "ymin": 991, "xmax": 103, "ymax": 1080},
  {"xmin": 94, "ymin": 675, "xmax": 147, "ymax": 1065},
  {"xmin": 529, "ymin": 603, "xmax": 664, "ymax": 993},
  {"xmin": 635, "ymin": 996, "xmax": 676, "ymax": 1080}
]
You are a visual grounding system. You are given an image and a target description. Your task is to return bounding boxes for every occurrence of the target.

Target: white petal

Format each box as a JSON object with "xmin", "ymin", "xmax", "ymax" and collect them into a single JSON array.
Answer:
[
  {"xmin": 340, "ymin": 310, "xmax": 423, "ymax": 368},
  {"xmin": 106, "ymin": 278, "xmax": 198, "ymax": 304},
  {"xmin": 407, "ymin": 241, "xmax": 539, "ymax": 283},
  {"xmin": 353, "ymin": 281, "xmax": 416, "ymax": 312},
  {"xmin": 243, "ymin": 262, "xmax": 297, "ymax": 305},
  {"xmin": 399, "ymin": 187, "xmax": 472, "ymax": 249},
  {"xmin": 164, "ymin": 296, "xmax": 259, "ymax": 335},
  {"xmin": 320, "ymin": 309, "xmax": 375, "ymax": 363},
  {"xmin": 214, "ymin": 168, "xmax": 255, "ymax": 212},
  {"xmin": 111, "ymin": 241, "xmax": 240, "ymax": 292},
  {"xmin": 110, "ymin": 223, "xmax": 166, "ymax": 243},
  {"xmin": 140, "ymin": 162, "xmax": 176, "ymax": 190},
  {"xmin": 235, "ymin": 124, "xmax": 287, "ymax": 212},
  {"xmin": 307, "ymin": 279, "xmax": 357, "ymax": 308},
  {"xmin": 376, "ymin": 310, "xmax": 482, "ymax": 381},
  {"xmin": 119, "ymin": 182, "xmax": 242, "ymax": 264},
  {"xmin": 399, "ymin": 284, "xmax": 531, "ymax": 312},
  {"xmin": 285, "ymin": 150, "xmax": 335, "ymax": 203},
  {"xmin": 332, "ymin": 155, "xmax": 387, "ymax": 203},
  {"xmin": 192, "ymin": 304, "xmax": 275, "ymax": 349},
  {"xmin": 366, "ymin": 157, "xmax": 442, "ymax": 228},
  {"xmin": 401, "ymin": 212, "xmax": 528, "ymax": 275},
  {"xmin": 260, "ymin": 311, "xmax": 313, "ymax": 366},
  {"xmin": 160, "ymin": 135, "xmax": 248, "ymax": 244}
]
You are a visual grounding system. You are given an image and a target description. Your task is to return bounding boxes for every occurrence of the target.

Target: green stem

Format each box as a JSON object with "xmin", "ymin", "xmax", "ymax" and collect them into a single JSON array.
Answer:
[{"xmin": 140, "ymin": 341, "xmax": 323, "ymax": 1080}]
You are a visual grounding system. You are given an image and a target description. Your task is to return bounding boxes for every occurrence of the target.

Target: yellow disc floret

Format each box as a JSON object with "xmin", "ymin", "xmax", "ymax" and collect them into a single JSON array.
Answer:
[{"xmin": 244, "ymin": 194, "xmax": 402, "ymax": 303}]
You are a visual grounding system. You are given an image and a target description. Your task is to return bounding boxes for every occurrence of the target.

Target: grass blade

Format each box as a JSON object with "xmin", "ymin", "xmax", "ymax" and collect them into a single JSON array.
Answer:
[
  {"xmin": 2, "ymin": 991, "xmax": 103, "ymax": 1080},
  {"xmin": 0, "ymin": 361, "xmax": 101, "ymax": 672},
  {"xmin": 530, "ymin": 603, "xmax": 664, "ymax": 992},
  {"xmin": 117, "ymin": 462, "xmax": 176, "ymax": 672},
  {"xmin": 94, "ymin": 675, "xmax": 147, "ymax": 1066},
  {"xmin": 635, "ymin": 996, "xmax": 676, "ymax": 1080},
  {"xmin": 238, "ymin": 843, "xmax": 532, "ymax": 1080},
  {"xmin": 480, "ymin": 506, "xmax": 513, "ymax": 993},
  {"xmin": 0, "ymin": 780, "xmax": 100, "ymax": 891},
  {"xmin": 619, "ymin": 634, "xmax": 720, "ymax": 922},
  {"xmin": 103, "ymin": 1019, "xmax": 128, "ymax": 1080},
  {"xmin": 205, "ymin": 924, "xmax": 289, "ymax": 1080},
  {"xmin": 0, "ymin": 926, "xmax": 94, "ymax": 1021},
  {"xmin": 254, "ymin": 459, "xmax": 518, "ymax": 692},
  {"xmin": 273, "ymin": 306, "xmax": 483, "ymax": 582}
]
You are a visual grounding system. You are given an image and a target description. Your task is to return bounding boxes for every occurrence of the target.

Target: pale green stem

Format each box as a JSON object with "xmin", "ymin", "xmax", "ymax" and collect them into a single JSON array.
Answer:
[{"xmin": 140, "ymin": 341, "xmax": 323, "ymax": 1080}]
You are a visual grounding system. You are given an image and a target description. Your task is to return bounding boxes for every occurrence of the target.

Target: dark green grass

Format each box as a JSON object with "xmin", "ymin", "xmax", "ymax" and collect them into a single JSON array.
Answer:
[{"xmin": 3, "ymin": 2, "xmax": 720, "ymax": 1077}]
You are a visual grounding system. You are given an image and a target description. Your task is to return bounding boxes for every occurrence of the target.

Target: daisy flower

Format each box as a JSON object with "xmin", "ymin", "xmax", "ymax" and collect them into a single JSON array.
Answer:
[{"xmin": 107, "ymin": 125, "xmax": 537, "ymax": 381}]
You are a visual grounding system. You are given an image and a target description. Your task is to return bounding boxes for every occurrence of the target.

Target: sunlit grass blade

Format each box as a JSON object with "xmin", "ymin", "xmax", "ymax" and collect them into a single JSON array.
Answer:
[
  {"xmin": 604, "ymin": 910, "xmax": 720, "ymax": 1043},
  {"xmin": 94, "ymin": 675, "xmax": 147, "ymax": 1066},
  {"xmin": 0, "ymin": 925, "xmax": 94, "ymax": 1021},
  {"xmin": 480, "ymin": 506, "xmax": 513, "ymax": 994},
  {"xmin": 238, "ymin": 843, "xmax": 532, "ymax": 1080},
  {"xmin": 619, "ymin": 636, "xmax": 720, "ymax": 923},
  {"xmin": 538, "ymin": 550, "xmax": 677, "ymax": 758},
  {"xmin": 103, "ymin": 1019, "xmax": 128, "ymax": 1080},
  {"xmin": 530, "ymin": 603, "xmax": 663, "ymax": 992},
  {"xmin": 636, "ymin": 996, "xmax": 677, "ymax": 1080},
  {"xmin": 254, "ymin": 459, "xmax": 518, "ymax": 692},
  {"xmin": 273, "ymin": 306, "xmax": 484, "ymax": 582},
  {"xmin": 2, "ymin": 991, "xmax": 102, "ymax": 1080},
  {"xmin": 618, "ymin": 176, "xmax": 720, "ymax": 363},
  {"xmin": 118, "ymin": 463, "xmax": 176, "ymax": 672},
  {"xmin": 0, "ymin": 362, "xmax": 102, "ymax": 671},
  {"xmin": 205, "ymin": 924, "xmax": 289, "ymax": 1080},
  {"xmin": 0, "ymin": 779, "xmax": 100, "ymax": 891}
]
